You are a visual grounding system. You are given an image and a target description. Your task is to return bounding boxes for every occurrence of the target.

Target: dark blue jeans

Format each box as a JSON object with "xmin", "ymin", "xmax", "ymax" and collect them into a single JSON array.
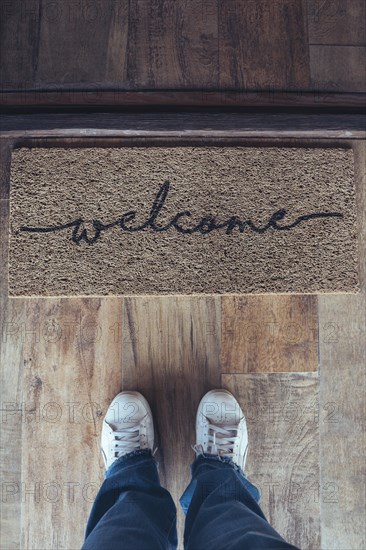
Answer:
[{"xmin": 82, "ymin": 450, "xmax": 299, "ymax": 550}]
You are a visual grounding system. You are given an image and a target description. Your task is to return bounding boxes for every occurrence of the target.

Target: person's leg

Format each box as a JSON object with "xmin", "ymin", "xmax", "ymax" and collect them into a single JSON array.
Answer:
[
  {"xmin": 82, "ymin": 391, "xmax": 177, "ymax": 550},
  {"xmin": 180, "ymin": 389, "xmax": 299, "ymax": 550}
]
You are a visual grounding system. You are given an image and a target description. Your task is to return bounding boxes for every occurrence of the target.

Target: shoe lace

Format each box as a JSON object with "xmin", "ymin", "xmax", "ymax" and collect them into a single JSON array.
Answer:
[
  {"xmin": 194, "ymin": 414, "xmax": 243, "ymax": 458},
  {"xmin": 111, "ymin": 426, "xmax": 141, "ymax": 457},
  {"xmin": 206, "ymin": 422, "xmax": 239, "ymax": 458}
]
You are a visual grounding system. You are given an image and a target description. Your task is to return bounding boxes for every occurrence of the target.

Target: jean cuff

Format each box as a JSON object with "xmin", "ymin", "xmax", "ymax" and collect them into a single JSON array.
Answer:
[
  {"xmin": 105, "ymin": 448, "xmax": 156, "ymax": 479},
  {"xmin": 192, "ymin": 452, "xmax": 246, "ymax": 476},
  {"xmin": 180, "ymin": 453, "xmax": 261, "ymax": 513}
]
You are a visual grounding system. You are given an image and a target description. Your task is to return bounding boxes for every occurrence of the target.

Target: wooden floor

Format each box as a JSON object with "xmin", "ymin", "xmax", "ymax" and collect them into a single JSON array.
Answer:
[
  {"xmin": 0, "ymin": 138, "xmax": 365, "ymax": 550},
  {"xmin": 1, "ymin": 0, "xmax": 365, "ymax": 108},
  {"xmin": 1, "ymin": 1, "xmax": 365, "ymax": 548}
]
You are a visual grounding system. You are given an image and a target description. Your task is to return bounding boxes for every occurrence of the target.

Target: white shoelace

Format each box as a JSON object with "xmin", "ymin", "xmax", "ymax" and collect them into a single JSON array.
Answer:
[
  {"xmin": 111, "ymin": 426, "xmax": 141, "ymax": 457},
  {"xmin": 194, "ymin": 417, "xmax": 242, "ymax": 458},
  {"xmin": 206, "ymin": 423, "xmax": 239, "ymax": 457}
]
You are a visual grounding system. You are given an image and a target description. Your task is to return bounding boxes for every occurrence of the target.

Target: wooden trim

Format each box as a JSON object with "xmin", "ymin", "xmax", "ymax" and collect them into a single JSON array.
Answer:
[
  {"xmin": 1, "ymin": 112, "xmax": 365, "ymax": 140},
  {"xmin": 1, "ymin": 90, "xmax": 366, "ymax": 110},
  {"xmin": 13, "ymin": 138, "xmax": 354, "ymax": 150}
]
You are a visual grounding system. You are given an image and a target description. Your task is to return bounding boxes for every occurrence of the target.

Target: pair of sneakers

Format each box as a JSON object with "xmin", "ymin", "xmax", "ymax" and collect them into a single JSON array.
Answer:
[{"xmin": 101, "ymin": 389, "xmax": 248, "ymax": 471}]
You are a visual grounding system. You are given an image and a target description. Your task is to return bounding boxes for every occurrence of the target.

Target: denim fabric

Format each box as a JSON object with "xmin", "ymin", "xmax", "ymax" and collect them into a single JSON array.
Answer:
[
  {"xmin": 179, "ymin": 452, "xmax": 260, "ymax": 514},
  {"xmin": 180, "ymin": 454, "xmax": 299, "ymax": 550},
  {"xmin": 82, "ymin": 450, "xmax": 299, "ymax": 550},
  {"xmin": 82, "ymin": 450, "xmax": 177, "ymax": 550}
]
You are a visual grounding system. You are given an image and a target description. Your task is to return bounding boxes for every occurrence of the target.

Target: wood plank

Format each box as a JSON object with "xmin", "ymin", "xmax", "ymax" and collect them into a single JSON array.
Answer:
[
  {"xmin": 0, "ymin": 297, "xmax": 25, "ymax": 550},
  {"xmin": 20, "ymin": 297, "xmax": 122, "ymax": 550},
  {"xmin": 127, "ymin": 0, "xmax": 218, "ymax": 88},
  {"xmin": 307, "ymin": 0, "xmax": 366, "ymax": 46},
  {"xmin": 0, "ymin": 0, "xmax": 128, "ymax": 89},
  {"xmin": 222, "ymin": 372, "xmax": 320, "ymax": 549},
  {"xmin": 310, "ymin": 45, "xmax": 366, "ymax": 92},
  {"xmin": 218, "ymin": 0, "xmax": 310, "ymax": 90},
  {"xmin": 1, "ymin": 112, "xmax": 365, "ymax": 139},
  {"xmin": 221, "ymin": 296, "xmax": 318, "ymax": 373},
  {"xmin": 0, "ymin": 138, "xmax": 13, "ymax": 200},
  {"xmin": 13, "ymin": 138, "xmax": 359, "ymax": 154},
  {"xmin": 0, "ymin": 0, "xmax": 219, "ymax": 91},
  {"xmin": 1, "ymin": 90, "xmax": 366, "ymax": 108},
  {"xmin": 0, "ymin": 138, "xmax": 24, "ymax": 550},
  {"xmin": 121, "ymin": 295, "xmax": 221, "ymax": 540},
  {"xmin": 0, "ymin": 0, "xmax": 41, "ymax": 89},
  {"xmin": 318, "ymin": 140, "xmax": 366, "ymax": 549}
]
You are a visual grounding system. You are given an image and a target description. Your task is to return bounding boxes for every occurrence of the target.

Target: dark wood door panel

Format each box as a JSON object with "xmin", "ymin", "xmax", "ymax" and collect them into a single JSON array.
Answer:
[{"xmin": 0, "ymin": 0, "xmax": 309, "ymax": 92}]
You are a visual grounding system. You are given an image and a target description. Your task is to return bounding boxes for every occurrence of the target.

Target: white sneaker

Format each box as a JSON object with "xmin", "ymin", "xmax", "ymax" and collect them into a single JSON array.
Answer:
[
  {"xmin": 194, "ymin": 389, "xmax": 249, "ymax": 471},
  {"xmin": 101, "ymin": 391, "xmax": 154, "ymax": 470}
]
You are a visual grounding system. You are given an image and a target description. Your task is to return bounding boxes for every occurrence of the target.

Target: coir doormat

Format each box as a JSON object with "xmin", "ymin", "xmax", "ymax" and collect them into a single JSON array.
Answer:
[{"xmin": 9, "ymin": 147, "xmax": 359, "ymax": 296}]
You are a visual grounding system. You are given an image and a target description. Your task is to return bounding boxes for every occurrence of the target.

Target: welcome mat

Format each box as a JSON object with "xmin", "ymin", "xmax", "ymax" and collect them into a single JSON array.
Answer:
[{"xmin": 9, "ymin": 147, "xmax": 359, "ymax": 296}]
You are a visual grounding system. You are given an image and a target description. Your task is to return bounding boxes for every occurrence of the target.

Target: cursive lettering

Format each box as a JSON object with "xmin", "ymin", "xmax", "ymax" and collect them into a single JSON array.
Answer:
[{"xmin": 19, "ymin": 181, "xmax": 344, "ymax": 245}]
